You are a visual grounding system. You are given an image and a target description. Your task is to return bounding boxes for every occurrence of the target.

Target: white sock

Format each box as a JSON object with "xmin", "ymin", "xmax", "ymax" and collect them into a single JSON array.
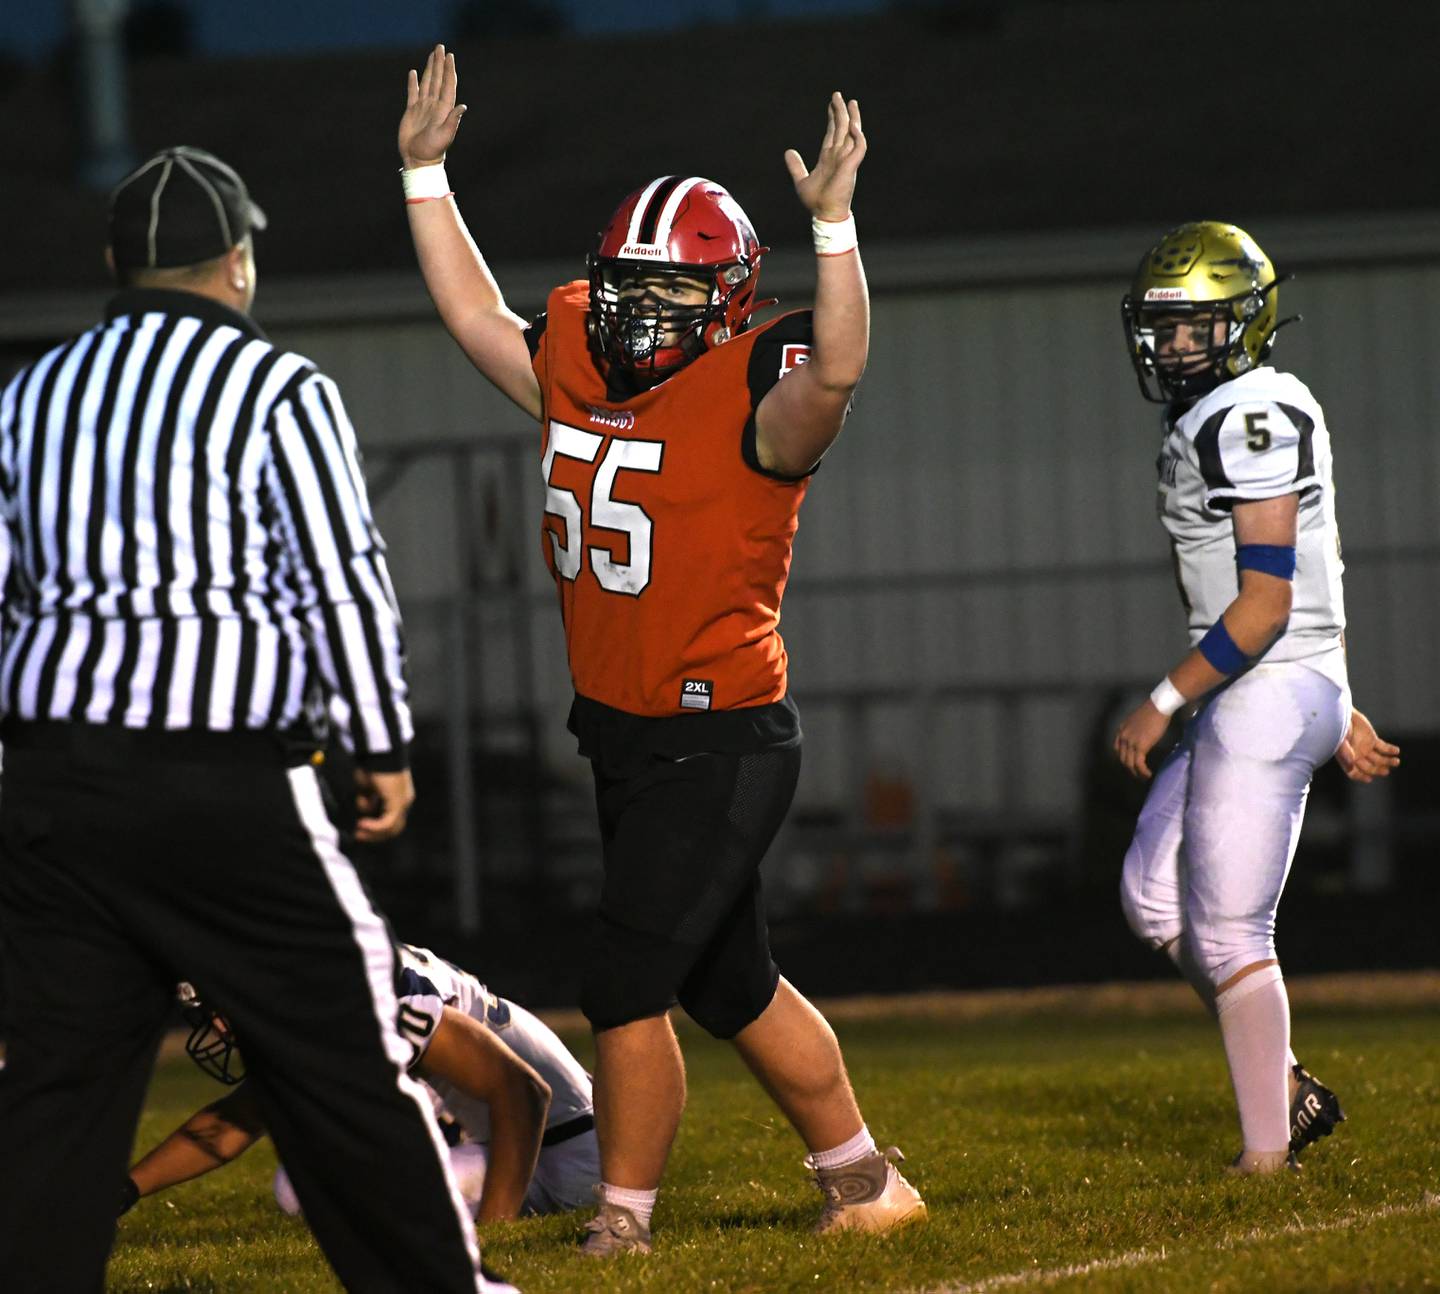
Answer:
[
  {"xmin": 1216, "ymin": 965, "xmax": 1291, "ymax": 1153},
  {"xmin": 1166, "ymin": 938, "xmax": 1299, "ymax": 1071},
  {"xmin": 809, "ymin": 1124, "xmax": 877, "ymax": 1171},
  {"xmin": 600, "ymin": 1182, "xmax": 658, "ymax": 1227}
]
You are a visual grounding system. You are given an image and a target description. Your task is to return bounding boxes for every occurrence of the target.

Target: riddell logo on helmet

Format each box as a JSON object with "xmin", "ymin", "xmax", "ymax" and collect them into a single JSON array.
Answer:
[
  {"xmin": 618, "ymin": 243, "xmax": 668, "ymax": 259},
  {"xmin": 1144, "ymin": 288, "xmax": 1190, "ymax": 301}
]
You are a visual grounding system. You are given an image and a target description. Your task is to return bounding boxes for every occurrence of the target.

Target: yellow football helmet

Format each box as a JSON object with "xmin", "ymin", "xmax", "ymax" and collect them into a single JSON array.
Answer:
[{"xmin": 1121, "ymin": 221, "xmax": 1284, "ymax": 403}]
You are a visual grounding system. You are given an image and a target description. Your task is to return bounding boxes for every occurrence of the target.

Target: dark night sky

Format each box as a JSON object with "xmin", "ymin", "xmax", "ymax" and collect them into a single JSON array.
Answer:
[
  {"xmin": 2, "ymin": 0, "xmax": 886, "ymax": 62},
  {"xmin": 4, "ymin": 2, "xmax": 1439, "ymax": 292}
]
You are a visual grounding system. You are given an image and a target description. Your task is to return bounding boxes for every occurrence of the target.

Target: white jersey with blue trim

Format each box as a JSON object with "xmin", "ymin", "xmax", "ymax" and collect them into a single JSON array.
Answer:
[
  {"xmin": 395, "ymin": 944, "xmax": 593, "ymax": 1143},
  {"xmin": 1157, "ymin": 366, "xmax": 1346, "ymax": 679}
]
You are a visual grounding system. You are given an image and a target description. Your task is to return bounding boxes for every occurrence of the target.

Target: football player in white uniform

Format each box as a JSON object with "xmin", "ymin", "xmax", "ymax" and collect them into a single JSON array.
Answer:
[
  {"xmin": 122, "ymin": 944, "xmax": 599, "ymax": 1221},
  {"xmin": 1114, "ymin": 222, "xmax": 1399, "ymax": 1175}
]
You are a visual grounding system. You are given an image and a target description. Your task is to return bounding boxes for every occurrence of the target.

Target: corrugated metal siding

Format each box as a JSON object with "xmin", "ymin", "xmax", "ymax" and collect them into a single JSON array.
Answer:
[
  {"xmin": 266, "ymin": 260, "xmax": 1440, "ymax": 816},
  {"xmin": 1275, "ymin": 266, "xmax": 1440, "ymax": 727}
]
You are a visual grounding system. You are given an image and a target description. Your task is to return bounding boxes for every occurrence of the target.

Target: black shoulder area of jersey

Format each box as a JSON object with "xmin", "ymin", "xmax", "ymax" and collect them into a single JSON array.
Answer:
[
  {"xmin": 524, "ymin": 311, "xmax": 548, "ymax": 361},
  {"xmin": 396, "ymin": 966, "xmax": 441, "ymax": 1000},
  {"xmin": 744, "ymin": 310, "xmax": 814, "ymax": 408},
  {"xmin": 740, "ymin": 311, "xmax": 818, "ymax": 482},
  {"xmin": 1193, "ymin": 405, "xmax": 1234, "ymax": 495}
]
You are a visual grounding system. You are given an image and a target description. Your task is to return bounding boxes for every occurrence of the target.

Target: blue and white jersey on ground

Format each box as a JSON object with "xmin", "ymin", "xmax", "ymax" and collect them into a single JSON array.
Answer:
[
  {"xmin": 394, "ymin": 943, "xmax": 594, "ymax": 1143},
  {"xmin": 1156, "ymin": 367, "xmax": 1346, "ymax": 686},
  {"xmin": 394, "ymin": 942, "xmax": 484, "ymax": 1047}
]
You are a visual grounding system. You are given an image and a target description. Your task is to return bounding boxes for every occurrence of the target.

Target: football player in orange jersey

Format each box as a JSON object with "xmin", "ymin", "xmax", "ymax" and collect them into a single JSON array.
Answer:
[{"xmin": 397, "ymin": 45, "xmax": 925, "ymax": 1252}]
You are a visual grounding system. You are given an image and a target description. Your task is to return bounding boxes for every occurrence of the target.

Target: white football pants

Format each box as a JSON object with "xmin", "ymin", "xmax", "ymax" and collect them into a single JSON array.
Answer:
[
  {"xmin": 275, "ymin": 1127, "xmax": 600, "ymax": 1219},
  {"xmin": 1120, "ymin": 661, "xmax": 1348, "ymax": 986}
]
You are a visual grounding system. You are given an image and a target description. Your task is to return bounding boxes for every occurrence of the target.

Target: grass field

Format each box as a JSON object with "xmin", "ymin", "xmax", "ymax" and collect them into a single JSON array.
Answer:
[{"xmin": 110, "ymin": 974, "xmax": 1440, "ymax": 1293}]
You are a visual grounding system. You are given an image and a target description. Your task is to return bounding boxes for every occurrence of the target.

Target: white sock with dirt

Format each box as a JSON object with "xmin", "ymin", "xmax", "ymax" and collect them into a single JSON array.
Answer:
[
  {"xmin": 600, "ymin": 1183, "xmax": 657, "ymax": 1228},
  {"xmin": 1215, "ymin": 964, "xmax": 1292, "ymax": 1154},
  {"xmin": 810, "ymin": 1125, "xmax": 877, "ymax": 1171}
]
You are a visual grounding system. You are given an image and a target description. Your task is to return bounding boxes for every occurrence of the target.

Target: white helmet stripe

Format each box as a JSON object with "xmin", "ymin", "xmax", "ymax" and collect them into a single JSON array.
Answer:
[
  {"xmin": 625, "ymin": 175, "xmax": 674, "ymax": 245},
  {"xmin": 652, "ymin": 177, "xmax": 709, "ymax": 247}
]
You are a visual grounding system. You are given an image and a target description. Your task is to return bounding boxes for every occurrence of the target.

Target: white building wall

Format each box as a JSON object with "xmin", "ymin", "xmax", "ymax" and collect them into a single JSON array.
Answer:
[
  {"xmin": 260, "ymin": 247, "xmax": 1440, "ymax": 822},
  {"xmin": 6, "ymin": 220, "xmax": 1436, "ymax": 827}
]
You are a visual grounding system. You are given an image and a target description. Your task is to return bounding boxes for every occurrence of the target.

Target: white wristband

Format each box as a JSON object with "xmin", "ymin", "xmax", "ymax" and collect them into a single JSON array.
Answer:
[
  {"xmin": 812, "ymin": 213, "xmax": 858, "ymax": 256},
  {"xmin": 1149, "ymin": 676, "xmax": 1186, "ymax": 717},
  {"xmin": 401, "ymin": 163, "xmax": 451, "ymax": 201}
]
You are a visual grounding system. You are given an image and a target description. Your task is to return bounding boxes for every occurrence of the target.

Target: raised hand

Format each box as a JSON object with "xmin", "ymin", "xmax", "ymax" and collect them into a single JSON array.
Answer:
[
  {"xmin": 399, "ymin": 44, "xmax": 468, "ymax": 169},
  {"xmin": 784, "ymin": 92, "xmax": 867, "ymax": 222}
]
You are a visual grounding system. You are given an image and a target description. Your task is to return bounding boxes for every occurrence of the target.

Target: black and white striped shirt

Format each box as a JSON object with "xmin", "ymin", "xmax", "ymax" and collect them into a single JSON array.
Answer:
[{"xmin": 0, "ymin": 288, "xmax": 411, "ymax": 768}]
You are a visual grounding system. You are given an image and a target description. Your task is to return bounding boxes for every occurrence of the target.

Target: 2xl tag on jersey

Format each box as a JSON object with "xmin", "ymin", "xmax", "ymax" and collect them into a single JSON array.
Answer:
[{"xmin": 680, "ymin": 679, "xmax": 714, "ymax": 711}]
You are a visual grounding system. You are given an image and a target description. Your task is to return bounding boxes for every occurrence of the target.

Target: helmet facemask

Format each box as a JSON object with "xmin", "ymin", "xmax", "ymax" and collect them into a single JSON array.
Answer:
[
  {"xmin": 1122, "ymin": 290, "xmax": 1271, "ymax": 403},
  {"xmin": 178, "ymin": 982, "xmax": 245, "ymax": 1085},
  {"xmin": 587, "ymin": 256, "xmax": 757, "ymax": 388},
  {"xmin": 587, "ymin": 175, "xmax": 768, "ymax": 390}
]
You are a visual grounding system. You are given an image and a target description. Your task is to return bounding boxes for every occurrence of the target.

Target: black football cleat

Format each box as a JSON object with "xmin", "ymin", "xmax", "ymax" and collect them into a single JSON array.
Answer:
[{"xmin": 1289, "ymin": 1063, "xmax": 1346, "ymax": 1156}]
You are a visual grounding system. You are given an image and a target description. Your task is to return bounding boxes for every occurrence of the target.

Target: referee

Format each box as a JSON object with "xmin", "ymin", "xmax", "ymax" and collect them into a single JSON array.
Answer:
[{"xmin": 0, "ymin": 148, "xmax": 506, "ymax": 1293}]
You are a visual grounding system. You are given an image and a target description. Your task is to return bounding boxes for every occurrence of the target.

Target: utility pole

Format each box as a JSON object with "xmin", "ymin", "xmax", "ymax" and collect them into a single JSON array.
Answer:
[{"xmin": 72, "ymin": 0, "xmax": 135, "ymax": 190}]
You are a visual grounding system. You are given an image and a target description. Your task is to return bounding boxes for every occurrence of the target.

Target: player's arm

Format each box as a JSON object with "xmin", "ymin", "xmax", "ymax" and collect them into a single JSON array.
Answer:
[
  {"xmin": 264, "ymin": 372, "xmax": 414, "ymax": 840},
  {"xmin": 754, "ymin": 92, "xmax": 869, "ymax": 477},
  {"xmin": 415, "ymin": 1004, "xmax": 551, "ymax": 1223},
  {"xmin": 1163, "ymin": 491, "xmax": 1297, "ymax": 697},
  {"xmin": 1114, "ymin": 492, "xmax": 1298, "ymax": 779},
  {"xmin": 123, "ymin": 1086, "xmax": 267, "ymax": 1212},
  {"xmin": 398, "ymin": 44, "xmax": 541, "ymax": 420}
]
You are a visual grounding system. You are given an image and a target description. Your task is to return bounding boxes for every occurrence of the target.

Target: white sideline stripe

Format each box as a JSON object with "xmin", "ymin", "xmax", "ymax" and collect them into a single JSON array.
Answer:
[
  {"xmin": 287, "ymin": 766, "xmax": 487, "ymax": 1290},
  {"xmin": 915, "ymin": 1194, "xmax": 1440, "ymax": 1293}
]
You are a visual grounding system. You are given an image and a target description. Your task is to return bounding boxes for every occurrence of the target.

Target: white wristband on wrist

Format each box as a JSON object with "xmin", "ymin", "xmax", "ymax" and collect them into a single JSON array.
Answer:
[
  {"xmin": 1149, "ymin": 676, "xmax": 1186, "ymax": 717},
  {"xmin": 401, "ymin": 163, "xmax": 452, "ymax": 201},
  {"xmin": 812, "ymin": 213, "xmax": 858, "ymax": 256}
]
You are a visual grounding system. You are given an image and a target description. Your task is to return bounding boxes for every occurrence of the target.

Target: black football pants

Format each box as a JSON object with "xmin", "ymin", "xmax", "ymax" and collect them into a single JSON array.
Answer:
[
  {"xmin": 0, "ymin": 723, "xmax": 483, "ymax": 1294},
  {"xmin": 581, "ymin": 744, "xmax": 801, "ymax": 1036}
]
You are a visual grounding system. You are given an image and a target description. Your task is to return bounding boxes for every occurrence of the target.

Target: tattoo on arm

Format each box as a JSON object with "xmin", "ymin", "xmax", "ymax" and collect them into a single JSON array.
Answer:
[{"xmin": 179, "ymin": 1121, "xmax": 233, "ymax": 1164}]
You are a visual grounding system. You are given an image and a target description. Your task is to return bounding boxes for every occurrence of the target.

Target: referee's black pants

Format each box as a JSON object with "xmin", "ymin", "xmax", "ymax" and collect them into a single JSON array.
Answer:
[{"xmin": 0, "ymin": 722, "xmax": 485, "ymax": 1294}]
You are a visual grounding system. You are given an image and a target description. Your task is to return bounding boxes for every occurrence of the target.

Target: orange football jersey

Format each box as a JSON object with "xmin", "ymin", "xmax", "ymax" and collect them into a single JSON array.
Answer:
[{"xmin": 531, "ymin": 281, "xmax": 814, "ymax": 718}]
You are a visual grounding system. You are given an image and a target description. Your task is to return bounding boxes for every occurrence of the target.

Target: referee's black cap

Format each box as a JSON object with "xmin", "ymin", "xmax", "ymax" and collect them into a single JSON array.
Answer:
[{"xmin": 108, "ymin": 146, "xmax": 269, "ymax": 272}]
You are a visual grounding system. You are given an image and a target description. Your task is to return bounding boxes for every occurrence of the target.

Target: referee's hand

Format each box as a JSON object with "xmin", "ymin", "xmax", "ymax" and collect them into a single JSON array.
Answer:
[{"xmin": 354, "ymin": 769, "xmax": 416, "ymax": 843}]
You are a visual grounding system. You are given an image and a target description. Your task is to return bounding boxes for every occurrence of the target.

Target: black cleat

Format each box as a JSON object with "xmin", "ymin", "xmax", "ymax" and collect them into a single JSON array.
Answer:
[{"xmin": 1289, "ymin": 1063, "xmax": 1346, "ymax": 1155}]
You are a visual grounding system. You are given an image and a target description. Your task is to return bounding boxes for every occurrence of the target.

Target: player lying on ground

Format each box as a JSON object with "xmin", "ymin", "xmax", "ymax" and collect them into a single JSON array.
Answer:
[
  {"xmin": 121, "ymin": 944, "xmax": 599, "ymax": 1221},
  {"xmin": 396, "ymin": 44, "xmax": 924, "ymax": 1254},
  {"xmin": 1114, "ymin": 222, "xmax": 1400, "ymax": 1175}
]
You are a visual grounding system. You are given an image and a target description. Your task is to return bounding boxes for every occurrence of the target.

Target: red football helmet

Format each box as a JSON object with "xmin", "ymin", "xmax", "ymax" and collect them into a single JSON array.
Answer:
[{"xmin": 587, "ymin": 176, "xmax": 767, "ymax": 386}]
